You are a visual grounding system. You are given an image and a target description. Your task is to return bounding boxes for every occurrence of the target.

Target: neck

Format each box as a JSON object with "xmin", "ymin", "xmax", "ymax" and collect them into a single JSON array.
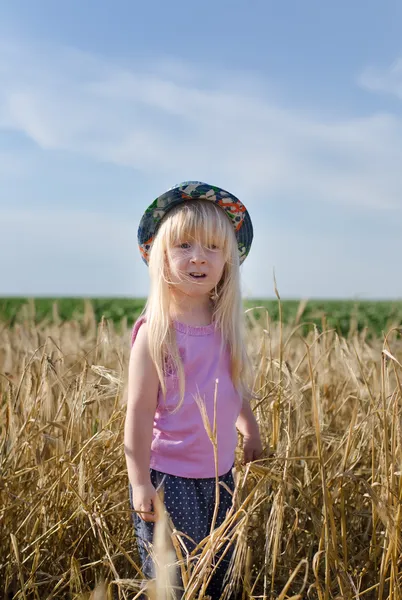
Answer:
[{"xmin": 169, "ymin": 293, "xmax": 213, "ymax": 326}]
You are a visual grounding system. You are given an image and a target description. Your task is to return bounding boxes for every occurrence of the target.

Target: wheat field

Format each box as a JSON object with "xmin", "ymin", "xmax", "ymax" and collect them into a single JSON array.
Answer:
[{"xmin": 1, "ymin": 300, "xmax": 401, "ymax": 599}]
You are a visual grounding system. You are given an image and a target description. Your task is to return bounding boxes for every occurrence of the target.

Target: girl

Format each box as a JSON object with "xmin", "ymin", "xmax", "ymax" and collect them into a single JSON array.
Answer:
[{"xmin": 125, "ymin": 181, "xmax": 262, "ymax": 598}]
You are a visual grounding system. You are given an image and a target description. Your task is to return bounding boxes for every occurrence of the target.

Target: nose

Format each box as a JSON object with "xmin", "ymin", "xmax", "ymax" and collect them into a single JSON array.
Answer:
[{"xmin": 189, "ymin": 244, "xmax": 206, "ymax": 264}]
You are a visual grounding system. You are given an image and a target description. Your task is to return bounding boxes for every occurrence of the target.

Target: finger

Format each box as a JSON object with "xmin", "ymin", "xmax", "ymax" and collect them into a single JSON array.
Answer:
[
  {"xmin": 243, "ymin": 449, "xmax": 252, "ymax": 464},
  {"xmin": 253, "ymin": 448, "xmax": 262, "ymax": 461},
  {"xmin": 138, "ymin": 509, "xmax": 156, "ymax": 522},
  {"xmin": 137, "ymin": 503, "xmax": 156, "ymax": 522},
  {"xmin": 142, "ymin": 511, "xmax": 156, "ymax": 523}
]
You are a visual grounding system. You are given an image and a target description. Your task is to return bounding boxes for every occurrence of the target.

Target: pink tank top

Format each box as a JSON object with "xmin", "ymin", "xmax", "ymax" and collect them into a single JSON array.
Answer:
[{"xmin": 131, "ymin": 317, "xmax": 242, "ymax": 478}]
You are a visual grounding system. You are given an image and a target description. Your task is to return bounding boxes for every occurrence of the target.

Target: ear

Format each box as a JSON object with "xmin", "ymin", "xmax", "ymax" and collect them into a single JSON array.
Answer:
[{"xmin": 208, "ymin": 283, "xmax": 218, "ymax": 302}]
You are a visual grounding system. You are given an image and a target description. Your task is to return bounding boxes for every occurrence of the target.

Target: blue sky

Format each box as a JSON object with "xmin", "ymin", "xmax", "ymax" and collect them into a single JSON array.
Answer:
[{"xmin": 0, "ymin": 0, "xmax": 401, "ymax": 298}]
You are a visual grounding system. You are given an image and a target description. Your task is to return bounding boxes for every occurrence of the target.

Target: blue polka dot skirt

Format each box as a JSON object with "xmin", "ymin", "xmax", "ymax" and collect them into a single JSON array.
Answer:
[{"xmin": 129, "ymin": 468, "xmax": 235, "ymax": 599}]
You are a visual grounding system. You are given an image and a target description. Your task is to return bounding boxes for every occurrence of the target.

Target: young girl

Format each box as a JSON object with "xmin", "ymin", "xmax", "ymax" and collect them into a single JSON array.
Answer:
[{"xmin": 125, "ymin": 181, "xmax": 262, "ymax": 598}]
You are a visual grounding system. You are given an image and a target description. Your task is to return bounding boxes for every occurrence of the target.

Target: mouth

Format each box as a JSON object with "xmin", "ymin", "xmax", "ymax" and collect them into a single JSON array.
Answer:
[{"xmin": 188, "ymin": 272, "xmax": 207, "ymax": 279}]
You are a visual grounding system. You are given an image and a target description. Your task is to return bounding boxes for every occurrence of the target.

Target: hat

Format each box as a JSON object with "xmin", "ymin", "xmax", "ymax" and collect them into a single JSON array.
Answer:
[{"xmin": 138, "ymin": 181, "xmax": 253, "ymax": 265}]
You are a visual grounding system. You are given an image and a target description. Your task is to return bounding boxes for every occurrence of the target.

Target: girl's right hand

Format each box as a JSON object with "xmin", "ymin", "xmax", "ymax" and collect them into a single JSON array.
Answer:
[{"xmin": 132, "ymin": 482, "xmax": 158, "ymax": 522}]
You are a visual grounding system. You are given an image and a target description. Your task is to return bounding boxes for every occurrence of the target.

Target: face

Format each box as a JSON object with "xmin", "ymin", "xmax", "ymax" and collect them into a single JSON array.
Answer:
[{"xmin": 167, "ymin": 238, "xmax": 226, "ymax": 299}]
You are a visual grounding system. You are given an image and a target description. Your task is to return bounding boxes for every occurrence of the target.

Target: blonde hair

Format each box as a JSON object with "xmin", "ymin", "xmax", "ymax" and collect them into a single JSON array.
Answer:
[{"xmin": 144, "ymin": 200, "xmax": 251, "ymax": 409}]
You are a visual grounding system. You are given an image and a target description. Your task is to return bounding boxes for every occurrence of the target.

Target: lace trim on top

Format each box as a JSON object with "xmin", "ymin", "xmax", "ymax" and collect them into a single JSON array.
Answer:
[{"xmin": 173, "ymin": 320, "xmax": 216, "ymax": 336}]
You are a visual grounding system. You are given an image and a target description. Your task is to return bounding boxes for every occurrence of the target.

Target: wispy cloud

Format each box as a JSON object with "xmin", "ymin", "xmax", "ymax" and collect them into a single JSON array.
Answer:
[
  {"xmin": 0, "ymin": 151, "xmax": 33, "ymax": 178},
  {"xmin": 0, "ymin": 208, "xmax": 143, "ymax": 296},
  {"xmin": 1, "ymin": 39, "xmax": 402, "ymax": 212},
  {"xmin": 359, "ymin": 58, "xmax": 402, "ymax": 100},
  {"xmin": 1, "ymin": 206, "xmax": 399, "ymax": 298}
]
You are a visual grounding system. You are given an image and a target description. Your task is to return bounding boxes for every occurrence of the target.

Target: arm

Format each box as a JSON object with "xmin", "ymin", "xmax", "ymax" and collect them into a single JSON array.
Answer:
[
  {"xmin": 124, "ymin": 323, "xmax": 159, "ymax": 521},
  {"xmin": 236, "ymin": 397, "xmax": 263, "ymax": 463}
]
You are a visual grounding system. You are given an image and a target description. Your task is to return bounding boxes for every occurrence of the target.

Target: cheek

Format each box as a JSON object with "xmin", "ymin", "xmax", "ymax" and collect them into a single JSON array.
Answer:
[
  {"xmin": 169, "ymin": 255, "xmax": 188, "ymax": 276},
  {"xmin": 215, "ymin": 258, "xmax": 226, "ymax": 279},
  {"xmin": 165, "ymin": 253, "xmax": 179, "ymax": 278}
]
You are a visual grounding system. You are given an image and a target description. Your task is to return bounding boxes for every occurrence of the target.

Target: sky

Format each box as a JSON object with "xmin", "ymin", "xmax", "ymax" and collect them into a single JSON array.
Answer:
[{"xmin": 0, "ymin": 0, "xmax": 401, "ymax": 299}]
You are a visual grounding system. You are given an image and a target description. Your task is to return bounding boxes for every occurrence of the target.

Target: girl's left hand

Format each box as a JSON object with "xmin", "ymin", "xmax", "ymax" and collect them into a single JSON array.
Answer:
[{"xmin": 243, "ymin": 433, "xmax": 263, "ymax": 464}]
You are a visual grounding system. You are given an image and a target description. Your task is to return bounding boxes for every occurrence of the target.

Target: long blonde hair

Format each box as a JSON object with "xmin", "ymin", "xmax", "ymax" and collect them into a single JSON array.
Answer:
[{"xmin": 144, "ymin": 200, "xmax": 251, "ymax": 409}]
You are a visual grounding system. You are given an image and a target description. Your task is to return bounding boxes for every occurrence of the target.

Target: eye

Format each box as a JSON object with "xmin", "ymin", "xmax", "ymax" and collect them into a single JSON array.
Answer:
[
  {"xmin": 208, "ymin": 244, "xmax": 218, "ymax": 250},
  {"xmin": 179, "ymin": 242, "xmax": 190, "ymax": 249}
]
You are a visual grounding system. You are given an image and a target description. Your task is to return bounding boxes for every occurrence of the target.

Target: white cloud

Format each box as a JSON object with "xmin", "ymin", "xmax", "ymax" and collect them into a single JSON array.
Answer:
[
  {"xmin": 1, "ymin": 41, "xmax": 402, "ymax": 297},
  {"xmin": 0, "ymin": 151, "xmax": 33, "ymax": 178},
  {"xmin": 1, "ymin": 40, "xmax": 402, "ymax": 212},
  {"xmin": 1, "ymin": 207, "xmax": 400, "ymax": 299},
  {"xmin": 0, "ymin": 209, "xmax": 144, "ymax": 296},
  {"xmin": 244, "ymin": 222, "xmax": 402, "ymax": 299},
  {"xmin": 359, "ymin": 58, "xmax": 402, "ymax": 100}
]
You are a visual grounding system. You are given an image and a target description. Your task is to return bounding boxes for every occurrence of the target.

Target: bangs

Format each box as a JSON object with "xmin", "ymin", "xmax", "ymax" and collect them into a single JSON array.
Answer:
[{"xmin": 161, "ymin": 200, "xmax": 235, "ymax": 257}]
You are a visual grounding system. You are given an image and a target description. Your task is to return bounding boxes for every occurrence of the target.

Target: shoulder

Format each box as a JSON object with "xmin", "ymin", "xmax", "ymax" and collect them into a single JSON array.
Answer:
[
  {"xmin": 131, "ymin": 319, "xmax": 150, "ymax": 355},
  {"xmin": 128, "ymin": 320, "xmax": 159, "ymax": 406},
  {"xmin": 131, "ymin": 315, "xmax": 147, "ymax": 348},
  {"xmin": 129, "ymin": 320, "xmax": 158, "ymax": 380}
]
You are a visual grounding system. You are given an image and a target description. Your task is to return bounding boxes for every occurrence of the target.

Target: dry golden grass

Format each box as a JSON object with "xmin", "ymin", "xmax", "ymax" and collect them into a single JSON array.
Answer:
[{"xmin": 1, "ymin": 299, "xmax": 402, "ymax": 599}]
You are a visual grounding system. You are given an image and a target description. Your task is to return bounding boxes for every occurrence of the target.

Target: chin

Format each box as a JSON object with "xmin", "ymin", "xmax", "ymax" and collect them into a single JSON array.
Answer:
[{"xmin": 178, "ymin": 285, "xmax": 214, "ymax": 298}]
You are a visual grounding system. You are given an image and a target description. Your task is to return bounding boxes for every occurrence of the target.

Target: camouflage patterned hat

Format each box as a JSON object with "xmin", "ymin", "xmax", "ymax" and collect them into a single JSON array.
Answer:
[{"xmin": 138, "ymin": 181, "xmax": 253, "ymax": 265}]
